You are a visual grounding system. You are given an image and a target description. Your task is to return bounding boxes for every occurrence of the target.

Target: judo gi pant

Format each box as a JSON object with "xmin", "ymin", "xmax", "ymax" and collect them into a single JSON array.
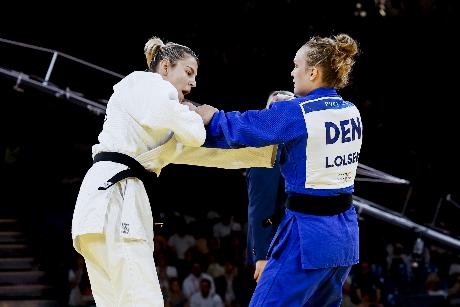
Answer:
[
  {"xmin": 249, "ymin": 216, "xmax": 351, "ymax": 307},
  {"xmin": 77, "ymin": 191, "xmax": 163, "ymax": 307}
]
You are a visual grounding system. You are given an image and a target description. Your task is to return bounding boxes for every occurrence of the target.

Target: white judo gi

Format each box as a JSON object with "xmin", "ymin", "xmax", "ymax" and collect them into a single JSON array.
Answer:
[{"xmin": 72, "ymin": 71, "xmax": 275, "ymax": 307}]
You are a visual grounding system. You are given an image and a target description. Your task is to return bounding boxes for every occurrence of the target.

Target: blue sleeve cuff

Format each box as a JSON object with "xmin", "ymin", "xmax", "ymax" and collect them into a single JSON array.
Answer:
[
  {"xmin": 203, "ymin": 111, "xmax": 232, "ymax": 148},
  {"xmin": 208, "ymin": 110, "xmax": 223, "ymax": 137}
]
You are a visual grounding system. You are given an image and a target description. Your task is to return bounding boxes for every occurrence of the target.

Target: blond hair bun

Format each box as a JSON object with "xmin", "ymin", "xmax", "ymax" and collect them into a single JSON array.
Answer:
[{"xmin": 144, "ymin": 36, "xmax": 165, "ymax": 67}]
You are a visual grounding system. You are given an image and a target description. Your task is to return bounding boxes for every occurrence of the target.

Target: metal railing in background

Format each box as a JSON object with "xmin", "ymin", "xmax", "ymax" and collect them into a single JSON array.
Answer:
[
  {"xmin": 353, "ymin": 195, "xmax": 460, "ymax": 250},
  {"xmin": 0, "ymin": 37, "xmax": 124, "ymax": 80},
  {"xmin": 0, "ymin": 66, "xmax": 107, "ymax": 115},
  {"xmin": 0, "ymin": 37, "xmax": 124, "ymax": 116}
]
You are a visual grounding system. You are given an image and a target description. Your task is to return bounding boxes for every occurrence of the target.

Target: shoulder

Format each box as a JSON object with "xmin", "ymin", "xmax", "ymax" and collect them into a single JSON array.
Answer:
[
  {"xmin": 140, "ymin": 72, "xmax": 176, "ymax": 93},
  {"xmin": 268, "ymin": 98, "xmax": 305, "ymax": 117},
  {"xmin": 116, "ymin": 71, "xmax": 178, "ymax": 100}
]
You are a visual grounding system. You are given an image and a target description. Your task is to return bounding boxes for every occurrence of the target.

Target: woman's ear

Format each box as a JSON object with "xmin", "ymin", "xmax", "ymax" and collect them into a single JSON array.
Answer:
[
  {"xmin": 158, "ymin": 59, "xmax": 170, "ymax": 77},
  {"xmin": 309, "ymin": 67, "xmax": 319, "ymax": 81}
]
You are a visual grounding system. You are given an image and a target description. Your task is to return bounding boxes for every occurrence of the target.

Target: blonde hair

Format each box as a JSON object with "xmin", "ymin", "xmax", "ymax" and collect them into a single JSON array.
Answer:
[
  {"xmin": 144, "ymin": 37, "xmax": 165, "ymax": 68},
  {"xmin": 144, "ymin": 36, "xmax": 198, "ymax": 71},
  {"xmin": 303, "ymin": 33, "xmax": 359, "ymax": 89}
]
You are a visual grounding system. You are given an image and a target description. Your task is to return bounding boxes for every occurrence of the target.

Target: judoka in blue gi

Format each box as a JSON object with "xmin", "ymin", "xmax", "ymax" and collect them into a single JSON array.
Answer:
[{"xmin": 196, "ymin": 34, "xmax": 362, "ymax": 306}]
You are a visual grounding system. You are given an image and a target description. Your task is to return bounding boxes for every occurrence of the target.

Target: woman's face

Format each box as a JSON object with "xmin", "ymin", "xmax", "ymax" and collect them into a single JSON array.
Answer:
[
  {"xmin": 163, "ymin": 55, "xmax": 198, "ymax": 102},
  {"xmin": 291, "ymin": 46, "xmax": 312, "ymax": 96}
]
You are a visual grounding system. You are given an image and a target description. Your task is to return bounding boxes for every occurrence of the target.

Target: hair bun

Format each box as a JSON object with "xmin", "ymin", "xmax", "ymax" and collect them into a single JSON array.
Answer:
[{"xmin": 144, "ymin": 36, "xmax": 165, "ymax": 67}]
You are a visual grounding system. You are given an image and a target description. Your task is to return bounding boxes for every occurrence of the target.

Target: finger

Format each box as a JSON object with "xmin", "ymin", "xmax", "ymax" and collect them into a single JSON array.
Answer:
[{"xmin": 256, "ymin": 271, "xmax": 262, "ymax": 283}]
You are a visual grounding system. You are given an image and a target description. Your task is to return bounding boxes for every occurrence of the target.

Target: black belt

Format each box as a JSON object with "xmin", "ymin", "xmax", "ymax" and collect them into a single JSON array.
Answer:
[
  {"xmin": 93, "ymin": 152, "xmax": 164, "ymax": 229},
  {"xmin": 93, "ymin": 152, "xmax": 149, "ymax": 190},
  {"xmin": 285, "ymin": 193, "xmax": 352, "ymax": 216}
]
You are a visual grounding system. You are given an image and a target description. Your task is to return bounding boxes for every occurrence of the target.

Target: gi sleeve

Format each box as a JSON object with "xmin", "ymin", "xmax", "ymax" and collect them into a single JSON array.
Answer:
[
  {"xmin": 204, "ymin": 102, "xmax": 305, "ymax": 148},
  {"xmin": 125, "ymin": 78, "xmax": 206, "ymax": 147},
  {"xmin": 164, "ymin": 101, "xmax": 206, "ymax": 147}
]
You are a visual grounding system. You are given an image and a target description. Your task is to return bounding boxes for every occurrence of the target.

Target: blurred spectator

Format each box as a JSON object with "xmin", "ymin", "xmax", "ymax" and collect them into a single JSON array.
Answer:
[
  {"xmin": 169, "ymin": 221, "xmax": 196, "ymax": 260},
  {"xmin": 183, "ymin": 262, "xmax": 216, "ymax": 299},
  {"xmin": 353, "ymin": 262, "xmax": 383, "ymax": 305},
  {"xmin": 165, "ymin": 277, "xmax": 187, "ymax": 307},
  {"xmin": 207, "ymin": 210, "xmax": 221, "ymax": 221},
  {"xmin": 207, "ymin": 252, "xmax": 225, "ymax": 279},
  {"xmin": 193, "ymin": 224, "xmax": 210, "ymax": 256},
  {"xmin": 387, "ymin": 243, "xmax": 412, "ymax": 293},
  {"xmin": 156, "ymin": 253, "xmax": 179, "ymax": 297},
  {"xmin": 156, "ymin": 253, "xmax": 179, "ymax": 279},
  {"xmin": 213, "ymin": 212, "xmax": 241, "ymax": 240},
  {"xmin": 214, "ymin": 259, "xmax": 238, "ymax": 307},
  {"xmin": 189, "ymin": 278, "xmax": 224, "ymax": 307},
  {"xmin": 183, "ymin": 213, "xmax": 197, "ymax": 225}
]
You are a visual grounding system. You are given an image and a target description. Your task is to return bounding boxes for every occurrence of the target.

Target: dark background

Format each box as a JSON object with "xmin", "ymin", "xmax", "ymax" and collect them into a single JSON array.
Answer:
[{"xmin": 1, "ymin": 1, "xmax": 460, "ymax": 306}]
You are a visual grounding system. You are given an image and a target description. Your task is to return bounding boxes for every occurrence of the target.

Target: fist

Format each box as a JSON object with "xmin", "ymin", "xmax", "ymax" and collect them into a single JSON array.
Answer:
[
  {"xmin": 182, "ymin": 100, "xmax": 198, "ymax": 112},
  {"xmin": 267, "ymin": 90, "xmax": 295, "ymax": 107},
  {"xmin": 196, "ymin": 104, "xmax": 219, "ymax": 125}
]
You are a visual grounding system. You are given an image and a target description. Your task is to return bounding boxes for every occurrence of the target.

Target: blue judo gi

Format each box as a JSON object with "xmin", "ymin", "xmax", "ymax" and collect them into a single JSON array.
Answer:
[{"xmin": 204, "ymin": 88, "xmax": 362, "ymax": 306}]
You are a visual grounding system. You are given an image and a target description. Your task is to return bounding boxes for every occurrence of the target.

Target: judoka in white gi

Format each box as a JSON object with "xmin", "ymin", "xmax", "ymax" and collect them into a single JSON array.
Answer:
[
  {"xmin": 72, "ymin": 36, "xmax": 204, "ymax": 307},
  {"xmin": 72, "ymin": 36, "xmax": 275, "ymax": 307}
]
